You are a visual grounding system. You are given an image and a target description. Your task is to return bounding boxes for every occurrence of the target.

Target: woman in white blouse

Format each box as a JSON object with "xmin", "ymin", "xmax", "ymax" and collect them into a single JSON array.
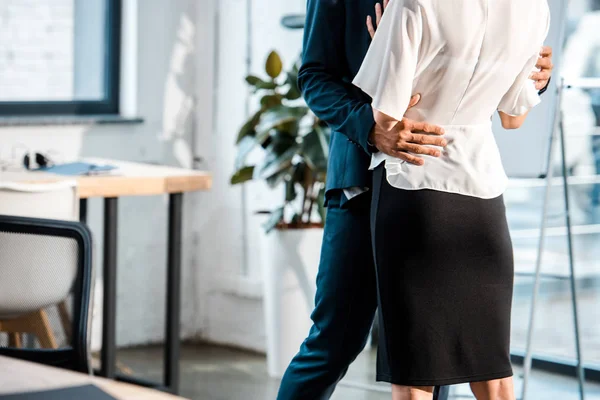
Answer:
[{"xmin": 352, "ymin": 0, "xmax": 550, "ymax": 399}]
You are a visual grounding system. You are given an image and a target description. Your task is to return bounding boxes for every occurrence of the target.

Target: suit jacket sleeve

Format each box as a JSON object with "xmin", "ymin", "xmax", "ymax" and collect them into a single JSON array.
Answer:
[{"xmin": 298, "ymin": 0, "xmax": 375, "ymax": 155}]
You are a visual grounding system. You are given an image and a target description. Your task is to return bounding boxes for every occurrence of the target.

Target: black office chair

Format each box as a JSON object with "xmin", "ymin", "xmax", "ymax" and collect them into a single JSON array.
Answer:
[{"xmin": 0, "ymin": 215, "xmax": 94, "ymax": 373}]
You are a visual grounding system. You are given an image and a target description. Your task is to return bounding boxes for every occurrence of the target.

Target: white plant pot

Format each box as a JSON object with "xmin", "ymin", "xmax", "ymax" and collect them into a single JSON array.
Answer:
[{"xmin": 260, "ymin": 226, "xmax": 324, "ymax": 378}]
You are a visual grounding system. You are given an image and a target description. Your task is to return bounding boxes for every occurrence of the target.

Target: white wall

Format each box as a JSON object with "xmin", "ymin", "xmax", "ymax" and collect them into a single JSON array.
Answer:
[
  {"xmin": 0, "ymin": 0, "xmax": 200, "ymax": 347},
  {"xmin": 192, "ymin": 0, "xmax": 306, "ymax": 352},
  {"xmin": 0, "ymin": 0, "xmax": 305, "ymax": 352}
]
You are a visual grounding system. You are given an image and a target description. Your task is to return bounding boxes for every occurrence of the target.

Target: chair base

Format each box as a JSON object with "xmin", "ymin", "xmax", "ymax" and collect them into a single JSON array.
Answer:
[{"xmin": 0, "ymin": 309, "xmax": 58, "ymax": 349}]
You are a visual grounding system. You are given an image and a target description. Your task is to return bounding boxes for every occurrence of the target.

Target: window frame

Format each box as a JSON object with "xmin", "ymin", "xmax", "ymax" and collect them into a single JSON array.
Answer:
[{"xmin": 0, "ymin": 0, "xmax": 122, "ymax": 116}]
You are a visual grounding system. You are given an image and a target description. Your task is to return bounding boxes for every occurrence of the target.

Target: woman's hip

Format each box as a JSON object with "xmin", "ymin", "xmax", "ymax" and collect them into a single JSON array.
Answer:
[{"xmin": 370, "ymin": 165, "xmax": 514, "ymax": 282}]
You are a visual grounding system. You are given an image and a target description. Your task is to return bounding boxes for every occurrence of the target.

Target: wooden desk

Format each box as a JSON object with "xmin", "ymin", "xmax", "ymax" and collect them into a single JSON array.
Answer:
[
  {"xmin": 77, "ymin": 158, "xmax": 211, "ymax": 198},
  {"xmin": 0, "ymin": 356, "xmax": 188, "ymax": 400},
  {"xmin": 2, "ymin": 159, "xmax": 212, "ymax": 394},
  {"xmin": 7, "ymin": 158, "xmax": 212, "ymax": 198}
]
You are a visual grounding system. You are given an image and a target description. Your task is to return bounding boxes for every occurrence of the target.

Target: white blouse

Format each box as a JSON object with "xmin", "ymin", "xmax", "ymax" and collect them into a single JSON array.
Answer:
[{"xmin": 352, "ymin": 0, "xmax": 551, "ymax": 199}]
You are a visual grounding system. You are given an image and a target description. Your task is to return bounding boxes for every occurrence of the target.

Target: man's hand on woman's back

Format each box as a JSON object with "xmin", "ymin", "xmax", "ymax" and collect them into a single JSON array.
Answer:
[
  {"xmin": 369, "ymin": 99, "xmax": 447, "ymax": 166},
  {"xmin": 366, "ymin": 1, "xmax": 446, "ymax": 165},
  {"xmin": 366, "ymin": 0, "xmax": 389, "ymax": 39}
]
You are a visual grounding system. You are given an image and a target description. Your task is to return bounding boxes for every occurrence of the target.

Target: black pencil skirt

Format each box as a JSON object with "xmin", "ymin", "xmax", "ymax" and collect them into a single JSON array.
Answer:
[{"xmin": 370, "ymin": 165, "xmax": 515, "ymax": 386}]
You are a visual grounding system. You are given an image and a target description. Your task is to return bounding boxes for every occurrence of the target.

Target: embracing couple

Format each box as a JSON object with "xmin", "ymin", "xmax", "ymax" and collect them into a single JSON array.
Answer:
[{"xmin": 277, "ymin": 0, "xmax": 554, "ymax": 399}]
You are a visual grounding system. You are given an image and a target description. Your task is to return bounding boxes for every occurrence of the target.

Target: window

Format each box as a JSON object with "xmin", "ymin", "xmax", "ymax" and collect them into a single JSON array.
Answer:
[
  {"xmin": 0, "ymin": 0, "xmax": 121, "ymax": 115},
  {"xmin": 508, "ymin": 0, "xmax": 600, "ymax": 373}
]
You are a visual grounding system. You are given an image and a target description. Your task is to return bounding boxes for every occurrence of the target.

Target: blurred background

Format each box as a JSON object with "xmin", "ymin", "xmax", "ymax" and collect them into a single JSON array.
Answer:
[{"xmin": 0, "ymin": 0, "xmax": 600, "ymax": 399}]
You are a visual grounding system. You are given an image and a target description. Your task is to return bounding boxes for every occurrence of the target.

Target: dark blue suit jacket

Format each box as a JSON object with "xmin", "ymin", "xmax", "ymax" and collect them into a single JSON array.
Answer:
[
  {"xmin": 298, "ymin": 0, "xmax": 379, "ymax": 195},
  {"xmin": 298, "ymin": 0, "xmax": 550, "ymax": 198}
]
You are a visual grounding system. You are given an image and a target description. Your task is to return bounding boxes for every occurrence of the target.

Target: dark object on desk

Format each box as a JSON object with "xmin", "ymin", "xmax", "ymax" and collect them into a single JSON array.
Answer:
[
  {"xmin": 0, "ymin": 385, "xmax": 116, "ymax": 400},
  {"xmin": 0, "ymin": 215, "xmax": 94, "ymax": 373},
  {"xmin": 23, "ymin": 152, "xmax": 53, "ymax": 170},
  {"xmin": 40, "ymin": 162, "xmax": 117, "ymax": 176}
]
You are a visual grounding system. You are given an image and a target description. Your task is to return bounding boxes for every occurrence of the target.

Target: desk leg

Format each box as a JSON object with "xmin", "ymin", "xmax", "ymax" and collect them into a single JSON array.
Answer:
[
  {"xmin": 101, "ymin": 197, "xmax": 118, "ymax": 379},
  {"xmin": 165, "ymin": 193, "xmax": 182, "ymax": 393},
  {"xmin": 79, "ymin": 198, "xmax": 88, "ymax": 223}
]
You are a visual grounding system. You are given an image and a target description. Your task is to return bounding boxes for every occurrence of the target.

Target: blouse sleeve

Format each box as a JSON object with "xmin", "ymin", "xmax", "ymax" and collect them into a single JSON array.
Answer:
[
  {"xmin": 352, "ymin": 0, "xmax": 423, "ymax": 122},
  {"xmin": 497, "ymin": 11, "xmax": 551, "ymax": 116}
]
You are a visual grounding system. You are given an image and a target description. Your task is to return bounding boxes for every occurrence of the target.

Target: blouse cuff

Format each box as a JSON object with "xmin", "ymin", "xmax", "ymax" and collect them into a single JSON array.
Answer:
[{"xmin": 498, "ymin": 80, "xmax": 541, "ymax": 116}]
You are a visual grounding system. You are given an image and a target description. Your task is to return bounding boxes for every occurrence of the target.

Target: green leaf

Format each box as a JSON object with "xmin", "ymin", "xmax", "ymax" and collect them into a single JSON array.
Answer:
[
  {"xmin": 292, "ymin": 162, "xmax": 306, "ymax": 181},
  {"xmin": 262, "ymin": 132, "xmax": 298, "ymax": 187},
  {"xmin": 255, "ymin": 106, "xmax": 309, "ymax": 142},
  {"xmin": 317, "ymin": 186, "xmax": 326, "ymax": 224},
  {"xmin": 277, "ymin": 120, "xmax": 300, "ymax": 137},
  {"xmin": 284, "ymin": 86, "xmax": 302, "ymax": 100},
  {"xmin": 230, "ymin": 166, "xmax": 255, "ymax": 185},
  {"xmin": 256, "ymin": 81, "xmax": 278, "ymax": 90},
  {"xmin": 284, "ymin": 71, "xmax": 302, "ymax": 100},
  {"xmin": 245, "ymin": 75, "xmax": 278, "ymax": 91},
  {"xmin": 260, "ymin": 94, "xmax": 283, "ymax": 109},
  {"xmin": 265, "ymin": 167, "xmax": 291, "ymax": 188},
  {"xmin": 245, "ymin": 75, "xmax": 264, "ymax": 86},
  {"xmin": 263, "ymin": 207, "xmax": 284, "ymax": 233},
  {"xmin": 285, "ymin": 178, "xmax": 297, "ymax": 202},
  {"xmin": 292, "ymin": 56, "xmax": 301, "ymax": 74},
  {"xmin": 255, "ymin": 145, "xmax": 299, "ymax": 181},
  {"xmin": 315, "ymin": 124, "xmax": 330, "ymax": 154},
  {"xmin": 265, "ymin": 51, "xmax": 283, "ymax": 79},
  {"xmin": 266, "ymin": 131, "xmax": 297, "ymax": 155},
  {"xmin": 259, "ymin": 128, "xmax": 298, "ymax": 153},
  {"xmin": 234, "ymin": 136, "xmax": 256, "ymax": 170},
  {"xmin": 256, "ymin": 124, "xmax": 296, "ymax": 146},
  {"xmin": 236, "ymin": 110, "xmax": 262, "ymax": 144},
  {"xmin": 290, "ymin": 213, "xmax": 302, "ymax": 226}
]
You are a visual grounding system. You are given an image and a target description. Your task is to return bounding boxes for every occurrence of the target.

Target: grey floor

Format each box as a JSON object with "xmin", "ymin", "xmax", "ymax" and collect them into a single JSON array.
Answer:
[{"xmin": 117, "ymin": 344, "xmax": 600, "ymax": 400}]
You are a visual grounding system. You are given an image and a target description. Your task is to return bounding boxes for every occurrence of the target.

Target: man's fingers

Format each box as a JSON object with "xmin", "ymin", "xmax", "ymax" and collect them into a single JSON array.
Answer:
[
  {"xmin": 411, "ymin": 122, "xmax": 445, "ymax": 135},
  {"xmin": 531, "ymin": 70, "xmax": 550, "ymax": 81},
  {"xmin": 539, "ymin": 46, "xmax": 553, "ymax": 58},
  {"xmin": 366, "ymin": 15, "xmax": 376, "ymax": 39},
  {"xmin": 375, "ymin": 3, "xmax": 383, "ymax": 26},
  {"xmin": 395, "ymin": 151, "xmax": 424, "ymax": 166},
  {"xmin": 535, "ymin": 80, "xmax": 549, "ymax": 90},
  {"xmin": 410, "ymin": 133, "xmax": 447, "ymax": 147},
  {"xmin": 536, "ymin": 56, "xmax": 553, "ymax": 71},
  {"xmin": 531, "ymin": 69, "xmax": 551, "ymax": 90},
  {"xmin": 400, "ymin": 143, "xmax": 441, "ymax": 157},
  {"xmin": 407, "ymin": 94, "xmax": 421, "ymax": 109}
]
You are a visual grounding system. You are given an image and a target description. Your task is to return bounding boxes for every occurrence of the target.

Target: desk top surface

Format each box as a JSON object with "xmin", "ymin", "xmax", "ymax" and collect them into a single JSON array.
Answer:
[
  {"xmin": 0, "ymin": 158, "xmax": 212, "ymax": 198},
  {"xmin": 0, "ymin": 356, "xmax": 188, "ymax": 400}
]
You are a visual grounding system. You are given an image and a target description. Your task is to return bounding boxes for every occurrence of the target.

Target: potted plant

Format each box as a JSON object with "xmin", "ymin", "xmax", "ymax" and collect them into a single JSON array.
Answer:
[{"xmin": 231, "ymin": 51, "xmax": 330, "ymax": 377}]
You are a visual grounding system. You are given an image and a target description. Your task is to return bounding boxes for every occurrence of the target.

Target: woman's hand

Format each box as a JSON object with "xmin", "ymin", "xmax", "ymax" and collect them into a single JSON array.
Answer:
[{"xmin": 366, "ymin": 0, "xmax": 389, "ymax": 39}]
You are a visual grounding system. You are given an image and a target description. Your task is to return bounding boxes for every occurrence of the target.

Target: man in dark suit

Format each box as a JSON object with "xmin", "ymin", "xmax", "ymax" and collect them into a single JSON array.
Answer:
[{"xmin": 277, "ymin": 1, "xmax": 554, "ymax": 399}]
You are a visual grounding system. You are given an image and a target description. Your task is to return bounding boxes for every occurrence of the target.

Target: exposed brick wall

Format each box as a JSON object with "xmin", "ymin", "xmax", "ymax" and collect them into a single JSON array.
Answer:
[{"xmin": 0, "ymin": 0, "xmax": 74, "ymax": 101}]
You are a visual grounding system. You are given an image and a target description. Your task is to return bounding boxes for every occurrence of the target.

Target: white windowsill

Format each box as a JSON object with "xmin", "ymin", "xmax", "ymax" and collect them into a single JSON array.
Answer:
[{"xmin": 0, "ymin": 115, "xmax": 144, "ymax": 127}]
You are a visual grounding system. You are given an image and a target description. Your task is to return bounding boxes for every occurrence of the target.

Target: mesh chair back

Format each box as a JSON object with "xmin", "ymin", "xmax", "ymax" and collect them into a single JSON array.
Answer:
[
  {"xmin": 0, "ymin": 215, "xmax": 93, "ymax": 373},
  {"xmin": 0, "ymin": 233, "xmax": 77, "ymax": 318}
]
